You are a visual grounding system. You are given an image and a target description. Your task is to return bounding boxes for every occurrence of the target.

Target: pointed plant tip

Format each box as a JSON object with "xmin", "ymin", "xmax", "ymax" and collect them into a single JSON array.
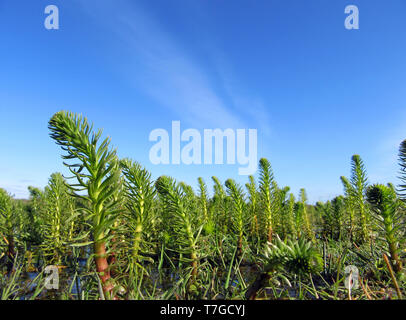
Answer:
[
  {"xmin": 400, "ymin": 139, "xmax": 406, "ymax": 152},
  {"xmin": 259, "ymin": 157, "xmax": 269, "ymax": 165},
  {"xmin": 351, "ymin": 154, "xmax": 361, "ymax": 161},
  {"xmin": 225, "ymin": 178, "xmax": 234, "ymax": 186}
]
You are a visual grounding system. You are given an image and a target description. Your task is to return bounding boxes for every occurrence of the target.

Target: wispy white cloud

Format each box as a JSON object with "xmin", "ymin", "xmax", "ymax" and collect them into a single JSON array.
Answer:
[
  {"xmin": 76, "ymin": 0, "xmax": 271, "ymax": 131},
  {"xmin": 76, "ymin": 0, "xmax": 249, "ymax": 129}
]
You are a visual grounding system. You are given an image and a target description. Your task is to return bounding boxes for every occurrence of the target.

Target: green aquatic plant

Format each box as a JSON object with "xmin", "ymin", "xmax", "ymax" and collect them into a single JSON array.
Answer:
[
  {"xmin": 197, "ymin": 177, "xmax": 209, "ymax": 224},
  {"xmin": 225, "ymin": 179, "xmax": 246, "ymax": 257},
  {"xmin": 340, "ymin": 176, "xmax": 356, "ymax": 241},
  {"xmin": 299, "ymin": 188, "xmax": 315, "ymax": 242},
  {"xmin": 331, "ymin": 196, "xmax": 345, "ymax": 241},
  {"xmin": 246, "ymin": 175, "xmax": 259, "ymax": 244},
  {"xmin": 212, "ymin": 176, "xmax": 229, "ymax": 236},
  {"xmin": 284, "ymin": 193, "xmax": 296, "ymax": 239},
  {"xmin": 350, "ymin": 155, "xmax": 370, "ymax": 242},
  {"xmin": 120, "ymin": 159, "xmax": 155, "ymax": 271},
  {"xmin": 41, "ymin": 172, "xmax": 76, "ymax": 264},
  {"xmin": 0, "ymin": 188, "xmax": 16, "ymax": 273},
  {"xmin": 366, "ymin": 184, "xmax": 403, "ymax": 274},
  {"xmin": 2, "ymin": 111, "xmax": 406, "ymax": 301},
  {"xmin": 155, "ymin": 175, "xmax": 201, "ymax": 287},
  {"xmin": 48, "ymin": 111, "xmax": 122, "ymax": 298},
  {"xmin": 245, "ymin": 236, "xmax": 322, "ymax": 299},
  {"xmin": 258, "ymin": 158, "xmax": 276, "ymax": 242}
]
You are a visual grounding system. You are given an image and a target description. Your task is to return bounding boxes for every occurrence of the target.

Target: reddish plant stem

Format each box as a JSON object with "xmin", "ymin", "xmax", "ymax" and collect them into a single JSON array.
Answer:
[{"xmin": 95, "ymin": 241, "xmax": 114, "ymax": 297}]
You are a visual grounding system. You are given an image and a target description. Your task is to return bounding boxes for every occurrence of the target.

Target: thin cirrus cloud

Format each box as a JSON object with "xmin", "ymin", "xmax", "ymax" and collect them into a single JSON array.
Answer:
[{"xmin": 77, "ymin": 0, "xmax": 267, "ymax": 130}]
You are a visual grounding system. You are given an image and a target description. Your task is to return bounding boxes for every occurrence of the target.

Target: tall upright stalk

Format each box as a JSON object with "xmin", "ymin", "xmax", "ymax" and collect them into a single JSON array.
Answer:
[
  {"xmin": 246, "ymin": 175, "xmax": 259, "ymax": 242},
  {"xmin": 366, "ymin": 184, "xmax": 403, "ymax": 274},
  {"xmin": 340, "ymin": 176, "xmax": 356, "ymax": 241},
  {"xmin": 120, "ymin": 159, "xmax": 155, "ymax": 270},
  {"xmin": 259, "ymin": 158, "xmax": 276, "ymax": 243},
  {"xmin": 0, "ymin": 189, "xmax": 15, "ymax": 273},
  {"xmin": 48, "ymin": 111, "xmax": 121, "ymax": 298},
  {"xmin": 350, "ymin": 155, "xmax": 370, "ymax": 242},
  {"xmin": 197, "ymin": 177, "xmax": 209, "ymax": 224},
  {"xmin": 299, "ymin": 188, "xmax": 315, "ymax": 242},
  {"xmin": 225, "ymin": 179, "xmax": 246, "ymax": 256},
  {"xmin": 155, "ymin": 176, "xmax": 200, "ymax": 286}
]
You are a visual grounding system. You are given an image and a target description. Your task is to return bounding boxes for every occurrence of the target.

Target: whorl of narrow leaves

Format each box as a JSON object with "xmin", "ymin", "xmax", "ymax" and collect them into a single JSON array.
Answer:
[
  {"xmin": 0, "ymin": 189, "xmax": 14, "ymax": 246},
  {"xmin": 259, "ymin": 158, "xmax": 275, "ymax": 242},
  {"xmin": 299, "ymin": 188, "xmax": 315, "ymax": 242},
  {"xmin": 351, "ymin": 155, "xmax": 368, "ymax": 195},
  {"xmin": 259, "ymin": 158, "xmax": 274, "ymax": 195},
  {"xmin": 340, "ymin": 176, "xmax": 356, "ymax": 240},
  {"xmin": 340, "ymin": 176, "xmax": 352, "ymax": 196},
  {"xmin": 286, "ymin": 193, "xmax": 296, "ymax": 237},
  {"xmin": 41, "ymin": 172, "xmax": 78, "ymax": 264},
  {"xmin": 0, "ymin": 188, "xmax": 12, "ymax": 223},
  {"xmin": 225, "ymin": 179, "xmax": 246, "ymax": 254},
  {"xmin": 179, "ymin": 182, "xmax": 197, "ymax": 201},
  {"xmin": 154, "ymin": 175, "xmax": 200, "ymax": 281},
  {"xmin": 0, "ymin": 188, "xmax": 15, "ymax": 272},
  {"xmin": 398, "ymin": 140, "xmax": 406, "ymax": 200},
  {"xmin": 212, "ymin": 176, "xmax": 226, "ymax": 199},
  {"xmin": 48, "ymin": 111, "xmax": 121, "ymax": 220},
  {"xmin": 246, "ymin": 176, "xmax": 257, "ymax": 203},
  {"xmin": 120, "ymin": 159, "xmax": 155, "ymax": 224},
  {"xmin": 155, "ymin": 176, "xmax": 176, "ymax": 200},
  {"xmin": 48, "ymin": 111, "xmax": 121, "ymax": 297},
  {"xmin": 120, "ymin": 159, "xmax": 155, "ymax": 268},
  {"xmin": 246, "ymin": 176, "xmax": 258, "ymax": 237},
  {"xmin": 197, "ymin": 177, "xmax": 209, "ymax": 222},
  {"xmin": 331, "ymin": 196, "xmax": 345, "ymax": 240},
  {"xmin": 225, "ymin": 179, "xmax": 246, "ymax": 221},
  {"xmin": 154, "ymin": 176, "xmax": 197, "ymax": 247},
  {"xmin": 211, "ymin": 176, "xmax": 228, "ymax": 235},
  {"xmin": 366, "ymin": 184, "xmax": 403, "ymax": 273},
  {"xmin": 247, "ymin": 236, "xmax": 322, "ymax": 299},
  {"xmin": 265, "ymin": 236, "xmax": 322, "ymax": 276},
  {"xmin": 349, "ymin": 154, "xmax": 370, "ymax": 241}
]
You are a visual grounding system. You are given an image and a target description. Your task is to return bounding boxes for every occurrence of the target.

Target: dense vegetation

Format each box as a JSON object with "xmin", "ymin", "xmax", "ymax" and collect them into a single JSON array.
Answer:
[{"xmin": 1, "ymin": 111, "xmax": 405, "ymax": 300}]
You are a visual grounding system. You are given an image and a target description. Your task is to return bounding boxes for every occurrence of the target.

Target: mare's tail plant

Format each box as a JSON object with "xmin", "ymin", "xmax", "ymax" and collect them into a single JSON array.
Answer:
[
  {"xmin": 41, "ymin": 172, "xmax": 75, "ymax": 265},
  {"xmin": 350, "ymin": 155, "xmax": 370, "ymax": 242},
  {"xmin": 225, "ymin": 179, "xmax": 246, "ymax": 257},
  {"xmin": 284, "ymin": 193, "xmax": 296, "ymax": 239},
  {"xmin": 245, "ymin": 236, "xmax": 322, "ymax": 300},
  {"xmin": 197, "ymin": 177, "xmax": 209, "ymax": 224},
  {"xmin": 340, "ymin": 176, "xmax": 356, "ymax": 242},
  {"xmin": 0, "ymin": 188, "xmax": 16, "ymax": 273},
  {"xmin": 212, "ymin": 176, "xmax": 228, "ymax": 237},
  {"xmin": 258, "ymin": 158, "xmax": 276, "ymax": 243},
  {"xmin": 299, "ymin": 188, "xmax": 315, "ymax": 242},
  {"xmin": 246, "ymin": 175, "xmax": 259, "ymax": 246},
  {"xmin": 155, "ymin": 176, "xmax": 201, "ymax": 292},
  {"xmin": 48, "ymin": 111, "xmax": 122, "ymax": 298},
  {"xmin": 120, "ymin": 159, "xmax": 155, "ymax": 273},
  {"xmin": 366, "ymin": 184, "xmax": 403, "ymax": 274}
]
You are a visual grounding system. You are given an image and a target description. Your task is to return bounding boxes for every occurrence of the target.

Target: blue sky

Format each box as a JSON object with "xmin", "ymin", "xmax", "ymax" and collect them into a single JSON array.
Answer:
[{"xmin": 1, "ymin": 0, "xmax": 406, "ymax": 203}]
